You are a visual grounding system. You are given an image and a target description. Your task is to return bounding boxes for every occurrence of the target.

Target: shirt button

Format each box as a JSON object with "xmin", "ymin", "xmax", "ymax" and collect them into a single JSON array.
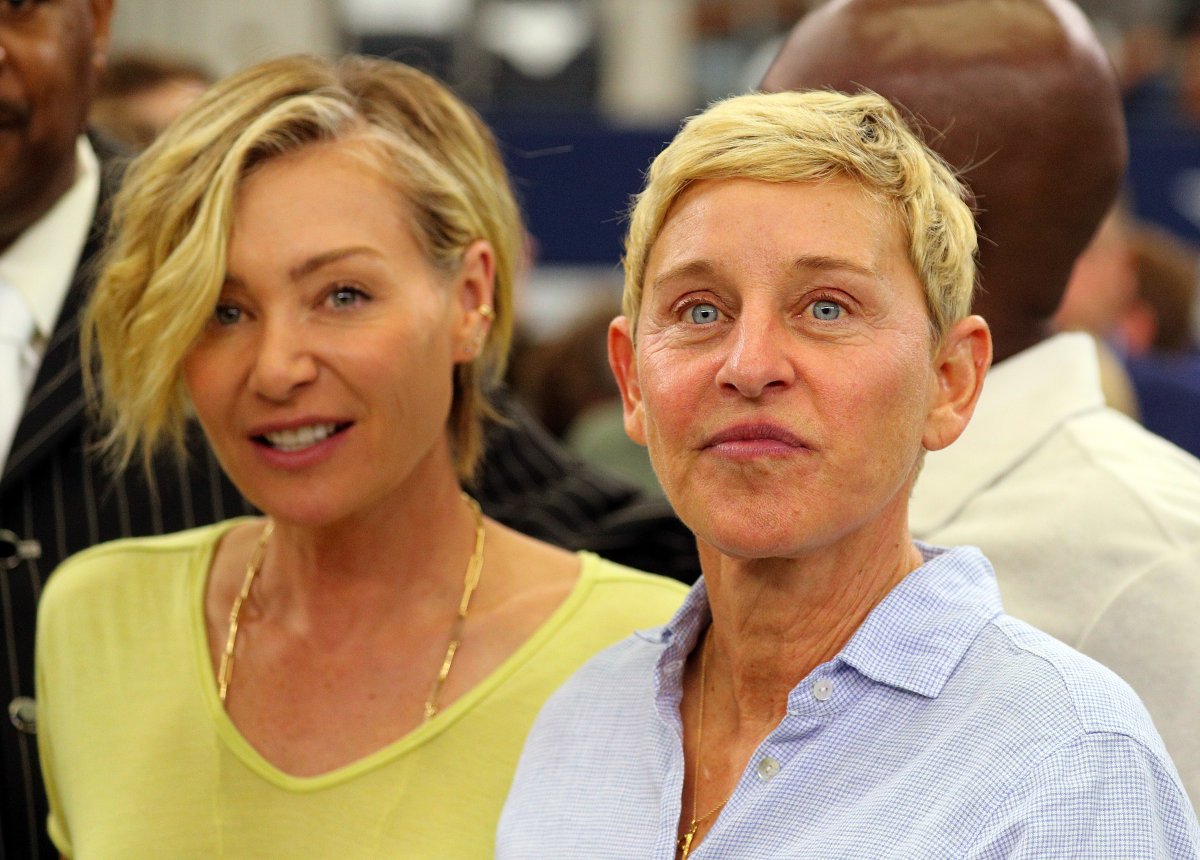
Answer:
[
  {"xmin": 8, "ymin": 697, "xmax": 36, "ymax": 734},
  {"xmin": 812, "ymin": 679, "xmax": 834, "ymax": 701},
  {"xmin": 756, "ymin": 756, "xmax": 781, "ymax": 781}
]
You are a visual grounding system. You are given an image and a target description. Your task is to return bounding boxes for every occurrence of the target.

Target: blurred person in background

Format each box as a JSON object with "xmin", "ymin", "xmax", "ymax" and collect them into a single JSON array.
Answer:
[
  {"xmin": 1059, "ymin": 203, "xmax": 1200, "ymax": 456},
  {"xmin": 37, "ymin": 53, "xmax": 685, "ymax": 857},
  {"xmin": 1052, "ymin": 205, "xmax": 1144, "ymax": 417},
  {"xmin": 1125, "ymin": 222, "xmax": 1200, "ymax": 454},
  {"xmin": 764, "ymin": 0, "xmax": 1200, "ymax": 806},
  {"xmin": 89, "ymin": 52, "xmax": 212, "ymax": 150},
  {"xmin": 513, "ymin": 297, "xmax": 663, "ymax": 497},
  {"xmin": 1077, "ymin": 0, "xmax": 1176, "ymax": 116}
]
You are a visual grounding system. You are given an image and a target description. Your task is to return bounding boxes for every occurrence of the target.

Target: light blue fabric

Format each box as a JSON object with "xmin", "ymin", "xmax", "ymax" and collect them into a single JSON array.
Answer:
[{"xmin": 497, "ymin": 544, "xmax": 1200, "ymax": 858}]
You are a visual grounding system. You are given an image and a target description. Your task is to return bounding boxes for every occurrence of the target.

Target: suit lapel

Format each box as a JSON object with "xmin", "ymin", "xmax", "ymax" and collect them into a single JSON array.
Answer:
[{"xmin": 0, "ymin": 149, "xmax": 120, "ymax": 494}]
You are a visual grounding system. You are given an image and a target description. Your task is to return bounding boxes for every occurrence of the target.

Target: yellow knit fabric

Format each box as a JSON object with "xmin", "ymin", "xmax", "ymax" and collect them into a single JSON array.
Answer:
[{"xmin": 37, "ymin": 520, "xmax": 687, "ymax": 859}]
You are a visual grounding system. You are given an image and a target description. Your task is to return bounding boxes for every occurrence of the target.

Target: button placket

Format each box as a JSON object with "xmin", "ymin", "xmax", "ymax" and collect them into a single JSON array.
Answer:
[{"xmin": 755, "ymin": 756, "xmax": 781, "ymax": 781}]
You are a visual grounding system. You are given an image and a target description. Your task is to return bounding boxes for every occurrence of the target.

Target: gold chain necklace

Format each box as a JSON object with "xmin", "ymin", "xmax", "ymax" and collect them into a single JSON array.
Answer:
[
  {"xmin": 678, "ymin": 628, "xmax": 727, "ymax": 859},
  {"xmin": 217, "ymin": 495, "xmax": 486, "ymax": 724}
]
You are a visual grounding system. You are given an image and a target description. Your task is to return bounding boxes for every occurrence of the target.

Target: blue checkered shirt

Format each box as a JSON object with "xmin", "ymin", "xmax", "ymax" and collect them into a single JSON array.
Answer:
[{"xmin": 497, "ymin": 544, "xmax": 1200, "ymax": 858}]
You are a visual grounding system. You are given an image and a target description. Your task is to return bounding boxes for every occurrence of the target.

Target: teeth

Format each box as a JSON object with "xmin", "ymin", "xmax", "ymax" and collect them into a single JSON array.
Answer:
[{"xmin": 263, "ymin": 424, "xmax": 339, "ymax": 452}]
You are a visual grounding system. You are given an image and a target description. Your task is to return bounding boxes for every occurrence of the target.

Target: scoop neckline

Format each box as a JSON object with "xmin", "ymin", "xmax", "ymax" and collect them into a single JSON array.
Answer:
[{"xmin": 187, "ymin": 518, "xmax": 595, "ymax": 792}]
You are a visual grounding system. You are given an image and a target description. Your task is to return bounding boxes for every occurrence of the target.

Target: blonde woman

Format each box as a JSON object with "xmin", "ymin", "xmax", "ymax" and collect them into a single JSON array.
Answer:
[
  {"xmin": 498, "ymin": 90, "xmax": 1200, "ymax": 857},
  {"xmin": 35, "ymin": 54, "xmax": 684, "ymax": 858}
]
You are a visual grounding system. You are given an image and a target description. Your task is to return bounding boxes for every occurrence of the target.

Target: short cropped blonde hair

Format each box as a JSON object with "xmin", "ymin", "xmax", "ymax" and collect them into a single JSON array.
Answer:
[
  {"xmin": 86, "ymin": 53, "xmax": 522, "ymax": 480},
  {"xmin": 623, "ymin": 90, "xmax": 976, "ymax": 340}
]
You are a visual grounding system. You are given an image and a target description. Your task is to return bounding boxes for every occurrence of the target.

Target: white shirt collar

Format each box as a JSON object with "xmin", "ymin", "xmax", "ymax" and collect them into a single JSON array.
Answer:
[
  {"xmin": 910, "ymin": 331, "xmax": 1104, "ymax": 534},
  {"xmin": 0, "ymin": 137, "xmax": 101, "ymax": 339}
]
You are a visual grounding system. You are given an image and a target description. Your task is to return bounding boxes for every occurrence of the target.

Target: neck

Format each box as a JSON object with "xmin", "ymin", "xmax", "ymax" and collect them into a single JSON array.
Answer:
[
  {"xmin": 252, "ymin": 473, "xmax": 479, "ymax": 641},
  {"xmin": 0, "ymin": 156, "xmax": 79, "ymax": 256},
  {"xmin": 698, "ymin": 517, "xmax": 922, "ymax": 731}
]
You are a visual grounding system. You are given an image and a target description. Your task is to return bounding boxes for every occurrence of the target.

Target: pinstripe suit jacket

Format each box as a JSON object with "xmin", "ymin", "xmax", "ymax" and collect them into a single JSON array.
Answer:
[
  {"xmin": 0, "ymin": 147, "xmax": 253, "ymax": 859},
  {"xmin": 0, "ymin": 148, "xmax": 699, "ymax": 860}
]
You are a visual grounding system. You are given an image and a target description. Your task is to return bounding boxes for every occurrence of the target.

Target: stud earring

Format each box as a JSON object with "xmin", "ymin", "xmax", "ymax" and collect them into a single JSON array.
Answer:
[{"xmin": 477, "ymin": 304, "xmax": 495, "ymax": 321}]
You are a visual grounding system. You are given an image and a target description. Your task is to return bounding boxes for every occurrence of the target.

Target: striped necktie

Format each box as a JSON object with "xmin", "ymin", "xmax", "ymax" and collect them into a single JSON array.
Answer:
[{"xmin": 0, "ymin": 277, "xmax": 36, "ymax": 463}]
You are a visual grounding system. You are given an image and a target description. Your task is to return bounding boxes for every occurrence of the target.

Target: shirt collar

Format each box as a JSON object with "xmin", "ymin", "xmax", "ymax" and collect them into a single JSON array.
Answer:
[
  {"xmin": 910, "ymin": 332, "xmax": 1103, "ymax": 535},
  {"xmin": 650, "ymin": 543, "xmax": 1002, "ymax": 703},
  {"xmin": 642, "ymin": 576, "xmax": 710, "ymax": 725},
  {"xmin": 0, "ymin": 137, "xmax": 101, "ymax": 338},
  {"xmin": 837, "ymin": 543, "xmax": 1001, "ymax": 698}
]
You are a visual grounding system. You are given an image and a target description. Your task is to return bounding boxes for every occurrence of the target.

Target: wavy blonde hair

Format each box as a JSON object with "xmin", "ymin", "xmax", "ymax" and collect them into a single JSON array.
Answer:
[
  {"xmin": 85, "ymin": 53, "xmax": 522, "ymax": 480},
  {"xmin": 623, "ymin": 89, "xmax": 976, "ymax": 340}
]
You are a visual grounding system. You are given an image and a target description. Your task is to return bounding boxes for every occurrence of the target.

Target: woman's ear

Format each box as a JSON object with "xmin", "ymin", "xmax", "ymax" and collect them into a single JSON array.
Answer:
[
  {"xmin": 608, "ymin": 315, "xmax": 647, "ymax": 445},
  {"xmin": 452, "ymin": 240, "xmax": 497, "ymax": 363},
  {"xmin": 923, "ymin": 315, "xmax": 992, "ymax": 452}
]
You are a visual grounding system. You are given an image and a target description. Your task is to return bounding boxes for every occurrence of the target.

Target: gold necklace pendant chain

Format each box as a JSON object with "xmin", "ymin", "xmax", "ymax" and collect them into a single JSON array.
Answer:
[
  {"xmin": 217, "ymin": 494, "xmax": 486, "ymax": 719},
  {"xmin": 678, "ymin": 628, "xmax": 728, "ymax": 860},
  {"xmin": 423, "ymin": 494, "xmax": 486, "ymax": 721},
  {"xmin": 218, "ymin": 518, "xmax": 274, "ymax": 703}
]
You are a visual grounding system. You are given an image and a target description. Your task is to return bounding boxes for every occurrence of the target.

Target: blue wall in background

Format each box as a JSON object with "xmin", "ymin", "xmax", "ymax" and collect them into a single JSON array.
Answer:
[
  {"xmin": 494, "ymin": 118, "xmax": 1200, "ymax": 267},
  {"xmin": 1128, "ymin": 123, "xmax": 1200, "ymax": 244},
  {"xmin": 492, "ymin": 116, "xmax": 673, "ymax": 265}
]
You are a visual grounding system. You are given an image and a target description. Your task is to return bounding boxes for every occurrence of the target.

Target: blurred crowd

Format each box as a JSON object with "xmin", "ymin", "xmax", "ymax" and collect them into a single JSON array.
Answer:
[{"xmin": 87, "ymin": 0, "xmax": 1200, "ymax": 486}]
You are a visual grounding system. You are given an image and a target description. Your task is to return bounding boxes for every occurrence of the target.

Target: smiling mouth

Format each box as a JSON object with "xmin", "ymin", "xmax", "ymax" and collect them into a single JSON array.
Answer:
[{"xmin": 255, "ymin": 422, "xmax": 351, "ymax": 452}]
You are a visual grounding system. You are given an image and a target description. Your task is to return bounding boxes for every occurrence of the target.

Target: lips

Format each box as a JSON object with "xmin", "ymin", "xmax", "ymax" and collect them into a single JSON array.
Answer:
[
  {"xmin": 699, "ymin": 422, "xmax": 812, "ymax": 460},
  {"xmin": 702, "ymin": 422, "xmax": 808, "ymax": 449}
]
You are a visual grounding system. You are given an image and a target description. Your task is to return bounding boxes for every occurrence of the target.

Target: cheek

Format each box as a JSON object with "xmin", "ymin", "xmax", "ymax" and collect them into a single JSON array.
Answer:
[
  {"xmin": 181, "ymin": 342, "xmax": 234, "ymax": 428},
  {"xmin": 835, "ymin": 348, "xmax": 935, "ymax": 460},
  {"xmin": 637, "ymin": 348, "xmax": 710, "ymax": 443}
]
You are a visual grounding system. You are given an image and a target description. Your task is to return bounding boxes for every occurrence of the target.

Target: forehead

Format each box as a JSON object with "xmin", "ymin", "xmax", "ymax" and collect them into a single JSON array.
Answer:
[
  {"xmin": 646, "ymin": 177, "xmax": 911, "ymax": 287},
  {"xmin": 0, "ymin": 0, "xmax": 96, "ymax": 55},
  {"xmin": 235, "ymin": 139, "xmax": 407, "ymax": 221},
  {"xmin": 226, "ymin": 140, "xmax": 427, "ymax": 269}
]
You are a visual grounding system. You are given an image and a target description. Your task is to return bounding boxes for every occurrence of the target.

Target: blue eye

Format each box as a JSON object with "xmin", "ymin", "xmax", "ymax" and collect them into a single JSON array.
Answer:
[
  {"xmin": 811, "ymin": 300, "xmax": 842, "ymax": 321},
  {"xmin": 688, "ymin": 303, "xmax": 720, "ymax": 324},
  {"xmin": 328, "ymin": 286, "xmax": 367, "ymax": 309},
  {"xmin": 213, "ymin": 304, "xmax": 241, "ymax": 326}
]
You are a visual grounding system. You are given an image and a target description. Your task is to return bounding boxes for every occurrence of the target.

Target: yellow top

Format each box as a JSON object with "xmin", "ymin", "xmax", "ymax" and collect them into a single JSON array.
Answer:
[{"xmin": 36, "ymin": 520, "xmax": 687, "ymax": 859}]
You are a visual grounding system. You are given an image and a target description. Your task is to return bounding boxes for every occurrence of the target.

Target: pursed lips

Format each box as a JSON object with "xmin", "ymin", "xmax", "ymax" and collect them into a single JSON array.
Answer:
[{"xmin": 700, "ymin": 422, "xmax": 810, "ymax": 454}]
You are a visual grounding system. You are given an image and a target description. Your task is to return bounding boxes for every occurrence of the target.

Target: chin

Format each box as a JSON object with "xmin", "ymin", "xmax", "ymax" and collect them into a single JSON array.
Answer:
[
  {"xmin": 702, "ymin": 531, "xmax": 810, "ymax": 562},
  {"xmin": 682, "ymin": 505, "xmax": 810, "ymax": 561},
  {"xmin": 242, "ymin": 485, "xmax": 363, "ymax": 529}
]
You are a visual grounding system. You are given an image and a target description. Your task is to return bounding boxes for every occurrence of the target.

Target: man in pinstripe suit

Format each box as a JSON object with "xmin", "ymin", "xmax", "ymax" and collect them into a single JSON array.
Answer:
[
  {"xmin": 0, "ymin": 3, "xmax": 255, "ymax": 856},
  {"xmin": 0, "ymin": 3, "xmax": 697, "ymax": 855}
]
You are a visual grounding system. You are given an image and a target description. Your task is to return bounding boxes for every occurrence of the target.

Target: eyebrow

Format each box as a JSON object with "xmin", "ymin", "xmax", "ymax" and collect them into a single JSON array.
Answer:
[
  {"xmin": 651, "ymin": 253, "xmax": 878, "ymax": 290},
  {"xmin": 288, "ymin": 246, "xmax": 381, "ymax": 281},
  {"xmin": 223, "ymin": 246, "xmax": 383, "ymax": 289},
  {"xmin": 789, "ymin": 253, "xmax": 878, "ymax": 279}
]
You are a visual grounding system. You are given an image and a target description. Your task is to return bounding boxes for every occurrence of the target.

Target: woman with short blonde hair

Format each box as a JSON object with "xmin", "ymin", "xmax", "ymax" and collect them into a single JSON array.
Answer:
[{"xmin": 498, "ymin": 90, "xmax": 1198, "ymax": 857}]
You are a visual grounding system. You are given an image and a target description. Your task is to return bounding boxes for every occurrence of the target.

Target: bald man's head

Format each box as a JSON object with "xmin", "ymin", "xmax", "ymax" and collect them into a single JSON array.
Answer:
[{"xmin": 762, "ymin": 0, "xmax": 1126, "ymax": 361}]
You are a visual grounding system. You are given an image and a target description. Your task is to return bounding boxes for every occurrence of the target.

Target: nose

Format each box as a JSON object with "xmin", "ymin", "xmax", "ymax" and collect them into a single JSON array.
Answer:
[
  {"xmin": 714, "ymin": 313, "xmax": 796, "ymax": 398},
  {"xmin": 249, "ymin": 317, "xmax": 318, "ymax": 402}
]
